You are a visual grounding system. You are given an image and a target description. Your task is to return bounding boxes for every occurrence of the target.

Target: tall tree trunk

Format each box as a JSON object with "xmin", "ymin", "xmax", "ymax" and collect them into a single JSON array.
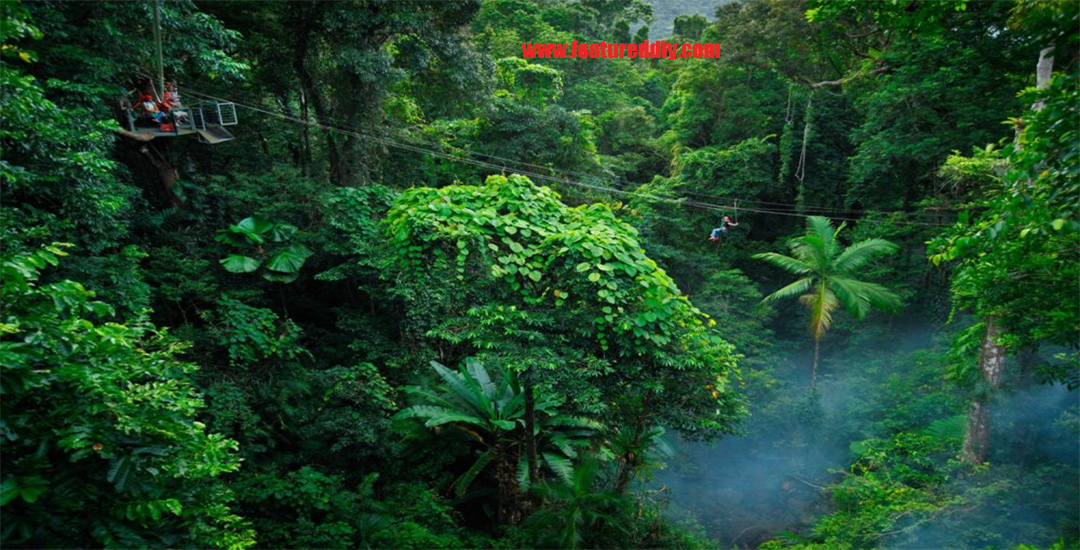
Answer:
[
  {"xmin": 291, "ymin": 4, "xmax": 342, "ymax": 184},
  {"xmin": 298, "ymin": 88, "xmax": 311, "ymax": 177},
  {"xmin": 494, "ymin": 454, "xmax": 521, "ymax": 526},
  {"xmin": 327, "ymin": 73, "xmax": 375, "ymax": 187},
  {"xmin": 1033, "ymin": 47, "xmax": 1054, "ymax": 111},
  {"xmin": 961, "ymin": 316, "xmax": 1006, "ymax": 465},
  {"xmin": 962, "ymin": 48, "xmax": 1050, "ymax": 466},
  {"xmin": 811, "ymin": 338, "xmax": 821, "ymax": 389}
]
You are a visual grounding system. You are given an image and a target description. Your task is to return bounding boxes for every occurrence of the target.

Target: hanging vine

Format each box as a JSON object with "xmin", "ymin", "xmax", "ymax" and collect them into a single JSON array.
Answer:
[
  {"xmin": 776, "ymin": 84, "xmax": 798, "ymax": 185},
  {"xmin": 794, "ymin": 91, "xmax": 815, "ymax": 213}
]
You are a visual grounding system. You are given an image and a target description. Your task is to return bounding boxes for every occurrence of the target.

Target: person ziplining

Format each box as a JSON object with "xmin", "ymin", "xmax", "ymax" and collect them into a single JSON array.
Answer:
[{"xmin": 709, "ymin": 215, "xmax": 739, "ymax": 241}]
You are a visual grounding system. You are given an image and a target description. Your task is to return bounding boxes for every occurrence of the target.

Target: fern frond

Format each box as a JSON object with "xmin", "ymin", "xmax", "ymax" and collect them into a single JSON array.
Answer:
[{"xmin": 542, "ymin": 452, "xmax": 575, "ymax": 486}]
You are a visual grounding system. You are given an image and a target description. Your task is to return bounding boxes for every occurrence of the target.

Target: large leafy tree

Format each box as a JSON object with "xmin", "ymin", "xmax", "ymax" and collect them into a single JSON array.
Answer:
[
  {"xmin": 382, "ymin": 174, "xmax": 745, "ymax": 516},
  {"xmin": 754, "ymin": 216, "xmax": 902, "ymax": 388},
  {"xmin": 929, "ymin": 0, "xmax": 1079, "ymax": 465}
]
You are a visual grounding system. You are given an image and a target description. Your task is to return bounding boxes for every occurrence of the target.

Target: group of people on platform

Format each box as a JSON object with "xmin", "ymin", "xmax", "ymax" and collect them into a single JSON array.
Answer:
[{"xmin": 127, "ymin": 81, "xmax": 187, "ymax": 131}]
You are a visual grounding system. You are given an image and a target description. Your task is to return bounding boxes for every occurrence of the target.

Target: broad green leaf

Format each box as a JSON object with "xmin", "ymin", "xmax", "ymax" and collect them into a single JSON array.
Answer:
[
  {"xmin": 107, "ymin": 457, "xmax": 131, "ymax": 491},
  {"xmin": 492, "ymin": 419, "xmax": 516, "ymax": 430},
  {"xmin": 265, "ymin": 244, "xmax": 314, "ymax": 274},
  {"xmin": 214, "ymin": 229, "xmax": 250, "ymax": 247},
  {"xmin": 262, "ymin": 271, "xmax": 299, "ymax": 284},
  {"xmin": 236, "ymin": 216, "xmax": 275, "ymax": 236},
  {"xmin": 268, "ymin": 222, "xmax": 298, "ymax": 243},
  {"xmin": 18, "ymin": 477, "xmax": 47, "ymax": 504},
  {"xmin": 0, "ymin": 478, "xmax": 18, "ymax": 506},
  {"xmin": 220, "ymin": 255, "xmax": 261, "ymax": 273}
]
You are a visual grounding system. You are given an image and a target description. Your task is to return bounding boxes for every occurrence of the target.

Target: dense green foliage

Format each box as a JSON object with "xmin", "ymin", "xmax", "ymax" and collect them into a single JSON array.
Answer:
[
  {"xmin": 1, "ymin": 0, "xmax": 1076, "ymax": 548},
  {"xmin": 1, "ymin": 246, "xmax": 252, "ymax": 548}
]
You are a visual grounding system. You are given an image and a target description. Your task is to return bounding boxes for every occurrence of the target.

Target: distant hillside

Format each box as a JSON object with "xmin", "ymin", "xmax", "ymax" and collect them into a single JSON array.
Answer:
[{"xmin": 644, "ymin": 0, "xmax": 732, "ymax": 39}]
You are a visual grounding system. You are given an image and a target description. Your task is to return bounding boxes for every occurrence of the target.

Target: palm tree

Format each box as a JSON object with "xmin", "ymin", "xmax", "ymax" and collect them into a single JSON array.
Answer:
[{"xmin": 753, "ymin": 216, "xmax": 902, "ymax": 389}]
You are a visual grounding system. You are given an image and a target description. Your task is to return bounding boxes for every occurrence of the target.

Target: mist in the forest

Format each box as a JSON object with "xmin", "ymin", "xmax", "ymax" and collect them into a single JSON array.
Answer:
[
  {"xmin": 889, "ymin": 382, "xmax": 1079, "ymax": 550},
  {"xmin": 654, "ymin": 338, "xmax": 1080, "ymax": 549},
  {"xmin": 657, "ymin": 431, "xmax": 842, "ymax": 547}
]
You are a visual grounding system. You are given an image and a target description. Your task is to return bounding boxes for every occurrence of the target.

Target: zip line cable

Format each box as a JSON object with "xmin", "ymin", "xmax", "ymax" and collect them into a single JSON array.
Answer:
[
  {"xmin": 162, "ymin": 78, "xmax": 943, "ymax": 219},
  {"xmin": 178, "ymin": 85, "xmax": 951, "ymax": 228},
  {"xmin": 150, "ymin": 76, "xmax": 922, "ymax": 218},
  {"xmin": 165, "ymin": 82, "xmax": 951, "ymax": 228}
]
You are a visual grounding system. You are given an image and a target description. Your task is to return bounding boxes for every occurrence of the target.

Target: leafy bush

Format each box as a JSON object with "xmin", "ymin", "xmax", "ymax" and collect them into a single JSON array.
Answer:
[{"xmin": 0, "ymin": 245, "xmax": 253, "ymax": 548}]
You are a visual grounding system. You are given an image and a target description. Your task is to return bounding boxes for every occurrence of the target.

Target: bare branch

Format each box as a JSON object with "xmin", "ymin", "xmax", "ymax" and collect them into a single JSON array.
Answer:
[
  {"xmin": 807, "ymin": 66, "xmax": 889, "ymax": 89},
  {"xmin": 114, "ymin": 128, "xmax": 154, "ymax": 142}
]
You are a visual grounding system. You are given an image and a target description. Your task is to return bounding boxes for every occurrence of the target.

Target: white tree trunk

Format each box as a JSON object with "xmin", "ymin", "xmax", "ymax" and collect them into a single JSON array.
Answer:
[
  {"xmin": 961, "ymin": 316, "xmax": 1006, "ymax": 465},
  {"xmin": 1033, "ymin": 47, "xmax": 1054, "ymax": 111}
]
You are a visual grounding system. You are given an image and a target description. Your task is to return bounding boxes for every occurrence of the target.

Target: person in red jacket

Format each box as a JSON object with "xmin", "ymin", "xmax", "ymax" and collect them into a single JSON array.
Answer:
[
  {"xmin": 136, "ymin": 93, "xmax": 165, "ymax": 124},
  {"xmin": 161, "ymin": 82, "xmax": 188, "ymax": 125}
]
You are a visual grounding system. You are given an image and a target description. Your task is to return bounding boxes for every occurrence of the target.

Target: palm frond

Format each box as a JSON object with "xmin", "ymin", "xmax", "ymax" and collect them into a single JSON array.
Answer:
[
  {"xmin": 762, "ymin": 277, "xmax": 814, "ymax": 303},
  {"xmin": 465, "ymin": 357, "xmax": 497, "ymax": 398},
  {"xmin": 834, "ymin": 239, "xmax": 899, "ymax": 273},
  {"xmin": 807, "ymin": 216, "xmax": 840, "ymax": 260},
  {"xmin": 394, "ymin": 405, "xmax": 485, "ymax": 428},
  {"xmin": 431, "ymin": 361, "xmax": 486, "ymax": 414},
  {"xmin": 830, "ymin": 276, "xmax": 902, "ymax": 319},
  {"xmin": 829, "ymin": 275, "xmax": 870, "ymax": 319},
  {"xmin": 752, "ymin": 252, "xmax": 813, "ymax": 275},
  {"xmin": 645, "ymin": 427, "xmax": 674, "ymax": 460},
  {"xmin": 923, "ymin": 414, "xmax": 967, "ymax": 442},
  {"xmin": 549, "ymin": 433, "xmax": 580, "ymax": 458},
  {"xmin": 789, "ymin": 235, "xmax": 825, "ymax": 268}
]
